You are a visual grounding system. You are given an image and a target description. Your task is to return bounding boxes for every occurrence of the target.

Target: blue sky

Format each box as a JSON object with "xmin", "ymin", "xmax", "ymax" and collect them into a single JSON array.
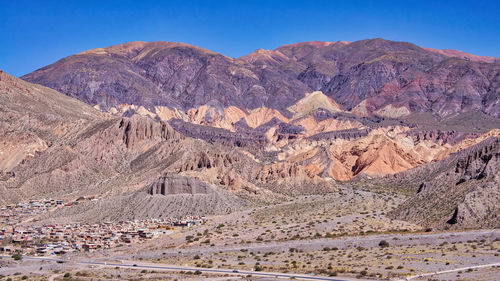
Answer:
[{"xmin": 1, "ymin": 0, "xmax": 499, "ymax": 77}]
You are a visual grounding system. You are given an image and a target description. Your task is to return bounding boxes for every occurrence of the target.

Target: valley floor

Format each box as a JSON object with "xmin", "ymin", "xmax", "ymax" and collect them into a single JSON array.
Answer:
[{"xmin": 1, "ymin": 187, "xmax": 499, "ymax": 280}]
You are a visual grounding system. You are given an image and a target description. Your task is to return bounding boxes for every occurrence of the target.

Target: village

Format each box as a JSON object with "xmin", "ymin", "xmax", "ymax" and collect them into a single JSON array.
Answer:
[{"xmin": 0, "ymin": 198, "xmax": 206, "ymax": 256}]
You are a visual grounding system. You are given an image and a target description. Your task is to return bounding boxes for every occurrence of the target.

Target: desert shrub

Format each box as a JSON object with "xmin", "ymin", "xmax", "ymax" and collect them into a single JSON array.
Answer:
[
  {"xmin": 379, "ymin": 240, "xmax": 390, "ymax": 248},
  {"xmin": 11, "ymin": 253, "xmax": 22, "ymax": 261}
]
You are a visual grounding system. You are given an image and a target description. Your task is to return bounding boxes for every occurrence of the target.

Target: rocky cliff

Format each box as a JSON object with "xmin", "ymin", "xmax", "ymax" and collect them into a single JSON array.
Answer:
[{"xmin": 388, "ymin": 137, "xmax": 500, "ymax": 229}]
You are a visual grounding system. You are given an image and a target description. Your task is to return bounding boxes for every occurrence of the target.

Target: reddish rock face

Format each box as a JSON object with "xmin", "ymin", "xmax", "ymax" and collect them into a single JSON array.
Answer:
[{"xmin": 22, "ymin": 39, "xmax": 500, "ymax": 118}]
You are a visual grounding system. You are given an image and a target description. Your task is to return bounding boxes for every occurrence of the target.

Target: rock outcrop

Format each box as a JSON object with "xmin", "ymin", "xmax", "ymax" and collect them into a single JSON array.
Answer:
[{"xmin": 388, "ymin": 137, "xmax": 500, "ymax": 229}]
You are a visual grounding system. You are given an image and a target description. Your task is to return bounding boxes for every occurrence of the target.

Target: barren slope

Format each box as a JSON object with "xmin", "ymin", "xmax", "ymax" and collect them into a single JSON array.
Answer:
[
  {"xmin": 1, "ymin": 71, "xmax": 337, "ymax": 217},
  {"xmin": 387, "ymin": 137, "xmax": 500, "ymax": 229}
]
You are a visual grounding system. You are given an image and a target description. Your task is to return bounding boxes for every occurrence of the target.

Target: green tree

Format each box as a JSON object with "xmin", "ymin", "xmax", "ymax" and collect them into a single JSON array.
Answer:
[{"xmin": 11, "ymin": 253, "xmax": 22, "ymax": 261}]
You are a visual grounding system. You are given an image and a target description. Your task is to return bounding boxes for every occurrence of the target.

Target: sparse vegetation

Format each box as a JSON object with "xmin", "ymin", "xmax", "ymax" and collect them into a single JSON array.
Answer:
[{"xmin": 379, "ymin": 240, "xmax": 390, "ymax": 248}]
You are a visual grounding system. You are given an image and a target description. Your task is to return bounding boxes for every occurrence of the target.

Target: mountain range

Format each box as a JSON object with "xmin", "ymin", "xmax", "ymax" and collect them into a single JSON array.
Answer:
[
  {"xmin": 23, "ymin": 39, "xmax": 500, "ymax": 119},
  {"xmin": 1, "ymin": 38, "xmax": 499, "ymax": 229}
]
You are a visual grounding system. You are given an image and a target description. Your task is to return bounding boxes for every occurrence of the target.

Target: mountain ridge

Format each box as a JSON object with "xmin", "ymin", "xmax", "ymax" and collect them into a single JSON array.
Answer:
[{"xmin": 22, "ymin": 38, "xmax": 500, "ymax": 120}]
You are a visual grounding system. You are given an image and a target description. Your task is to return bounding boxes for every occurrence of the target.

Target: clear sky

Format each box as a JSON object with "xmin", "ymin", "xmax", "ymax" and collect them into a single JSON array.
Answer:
[{"xmin": 1, "ymin": 0, "xmax": 499, "ymax": 77}]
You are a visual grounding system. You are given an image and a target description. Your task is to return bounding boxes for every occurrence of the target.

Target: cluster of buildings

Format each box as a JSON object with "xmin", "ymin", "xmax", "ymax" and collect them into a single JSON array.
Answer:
[
  {"xmin": 1, "ymin": 198, "xmax": 72, "ymax": 225},
  {"xmin": 0, "ymin": 198, "xmax": 206, "ymax": 255}
]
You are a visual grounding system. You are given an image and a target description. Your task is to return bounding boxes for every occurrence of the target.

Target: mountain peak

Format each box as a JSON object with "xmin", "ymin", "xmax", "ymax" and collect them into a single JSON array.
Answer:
[
  {"xmin": 288, "ymin": 91, "xmax": 343, "ymax": 119},
  {"xmin": 277, "ymin": 40, "xmax": 347, "ymax": 50}
]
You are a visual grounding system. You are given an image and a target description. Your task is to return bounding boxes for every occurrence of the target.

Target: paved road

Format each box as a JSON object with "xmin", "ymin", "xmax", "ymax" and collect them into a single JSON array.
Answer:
[
  {"xmin": 9, "ymin": 256, "xmax": 367, "ymax": 281},
  {"xmin": 402, "ymin": 262, "xmax": 500, "ymax": 280}
]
